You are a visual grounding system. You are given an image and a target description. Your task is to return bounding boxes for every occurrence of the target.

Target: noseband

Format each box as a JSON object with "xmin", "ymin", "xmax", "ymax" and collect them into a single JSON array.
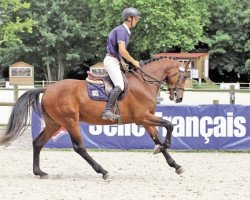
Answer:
[{"xmin": 168, "ymin": 66, "xmax": 187, "ymax": 95}]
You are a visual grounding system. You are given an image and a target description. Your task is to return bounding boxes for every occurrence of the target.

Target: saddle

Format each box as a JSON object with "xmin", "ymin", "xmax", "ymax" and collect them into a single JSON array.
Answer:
[{"xmin": 86, "ymin": 71, "xmax": 128, "ymax": 101}]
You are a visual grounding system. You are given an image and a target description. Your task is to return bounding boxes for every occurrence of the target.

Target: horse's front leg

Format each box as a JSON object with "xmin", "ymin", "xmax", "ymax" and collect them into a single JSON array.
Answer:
[
  {"xmin": 161, "ymin": 149, "xmax": 184, "ymax": 174},
  {"xmin": 143, "ymin": 115, "xmax": 173, "ymax": 150},
  {"xmin": 162, "ymin": 119, "xmax": 173, "ymax": 149},
  {"xmin": 143, "ymin": 125, "xmax": 163, "ymax": 154},
  {"xmin": 143, "ymin": 121, "xmax": 184, "ymax": 174}
]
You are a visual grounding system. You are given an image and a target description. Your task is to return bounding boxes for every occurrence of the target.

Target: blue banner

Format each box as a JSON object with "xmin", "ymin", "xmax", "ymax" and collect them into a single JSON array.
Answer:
[{"xmin": 32, "ymin": 105, "xmax": 250, "ymax": 150}]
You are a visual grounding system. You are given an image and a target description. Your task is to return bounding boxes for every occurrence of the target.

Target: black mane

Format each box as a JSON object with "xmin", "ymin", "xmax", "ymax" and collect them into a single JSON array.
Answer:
[{"xmin": 140, "ymin": 56, "xmax": 177, "ymax": 66}]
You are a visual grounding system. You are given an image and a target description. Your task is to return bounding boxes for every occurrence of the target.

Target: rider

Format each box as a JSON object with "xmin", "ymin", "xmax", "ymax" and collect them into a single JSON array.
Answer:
[{"xmin": 102, "ymin": 7, "xmax": 141, "ymax": 121}]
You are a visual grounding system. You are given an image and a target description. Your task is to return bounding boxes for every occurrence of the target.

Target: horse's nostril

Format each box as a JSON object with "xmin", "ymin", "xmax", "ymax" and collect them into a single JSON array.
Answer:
[{"xmin": 176, "ymin": 97, "xmax": 183, "ymax": 103}]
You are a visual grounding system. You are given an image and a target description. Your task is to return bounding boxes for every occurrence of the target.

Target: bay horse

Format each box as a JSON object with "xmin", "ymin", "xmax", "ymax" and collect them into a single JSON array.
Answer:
[{"xmin": 0, "ymin": 57, "xmax": 189, "ymax": 179}]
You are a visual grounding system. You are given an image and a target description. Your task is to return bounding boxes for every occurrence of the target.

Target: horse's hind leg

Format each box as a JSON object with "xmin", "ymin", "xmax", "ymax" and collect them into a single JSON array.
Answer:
[
  {"xmin": 63, "ymin": 120, "xmax": 109, "ymax": 179},
  {"xmin": 33, "ymin": 117, "xmax": 60, "ymax": 178},
  {"xmin": 69, "ymin": 134, "xmax": 109, "ymax": 179}
]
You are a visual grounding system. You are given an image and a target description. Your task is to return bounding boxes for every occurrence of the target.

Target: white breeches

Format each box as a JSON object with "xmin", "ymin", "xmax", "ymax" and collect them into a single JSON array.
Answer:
[{"xmin": 103, "ymin": 55, "xmax": 124, "ymax": 91}]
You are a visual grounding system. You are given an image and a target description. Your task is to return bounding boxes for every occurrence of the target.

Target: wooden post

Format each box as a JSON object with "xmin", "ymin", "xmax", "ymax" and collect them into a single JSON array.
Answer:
[
  {"xmin": 213, "ymin": 100, "xmax": 219, "ymax": 104},
  {"xmin": 14, "ymin": 84, "xmax": 18, "ymax": 102},
  {"xmin": 229, "ymin": 85, "xmax": 235, "ymax": 105}
]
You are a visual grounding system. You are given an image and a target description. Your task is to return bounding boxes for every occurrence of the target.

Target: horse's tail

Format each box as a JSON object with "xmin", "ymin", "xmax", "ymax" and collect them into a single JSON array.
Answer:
[{"xmin": 0, "ymin": 88, "xmax": 45, "ymax": 145}]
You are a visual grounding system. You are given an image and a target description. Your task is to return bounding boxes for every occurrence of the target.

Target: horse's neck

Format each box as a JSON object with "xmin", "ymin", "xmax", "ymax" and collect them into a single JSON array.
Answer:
[
  {"xmin": 137, "ymin": 59, "xmax": 175, "ymax": 94},
  {"xmin": 126, "ymin": 66, "xmax": 163, "ymax": 97},
  {"xmin": 143, "ymin": 62, "xmax": 168, "ymax": 83}
]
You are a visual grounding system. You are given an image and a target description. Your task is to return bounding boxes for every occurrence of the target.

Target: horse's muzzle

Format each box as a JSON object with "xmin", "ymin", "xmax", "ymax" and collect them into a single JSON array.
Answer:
[
  {"xmin": 175, "ymin": 97, "xmax": 183, "ymax": 103},
  {"xmin": 169, "ymin": 93, "xmax": 183, "ymax": 103},
  {"xmin": 169, "ymin": 94, "xmax": 175, "ymax": 101}
]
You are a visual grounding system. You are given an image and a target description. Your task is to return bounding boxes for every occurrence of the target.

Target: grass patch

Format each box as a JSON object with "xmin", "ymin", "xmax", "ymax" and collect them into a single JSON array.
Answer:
[{"xmin": 192, "ymin": 79, "xmax": 220, "ymax": 90}]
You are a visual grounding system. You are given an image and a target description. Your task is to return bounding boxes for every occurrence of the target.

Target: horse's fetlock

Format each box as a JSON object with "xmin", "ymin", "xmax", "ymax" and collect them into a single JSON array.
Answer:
[
  {"xmin": 73, "ymin": 145, "xmax": 84, "ymax": 154},
  {"xmin": 33, "ymin": 142, "xmax": 43, "ymax": 150},
  {"xmin": 163, "ymin": 142, "xmax": 171, "ymax": 149}
]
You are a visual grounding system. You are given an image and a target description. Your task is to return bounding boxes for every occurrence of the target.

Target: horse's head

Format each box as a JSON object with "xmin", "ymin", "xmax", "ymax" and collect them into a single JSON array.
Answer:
[
  {"xmin": 138, "ymin": 57, "xmax": 189, "ymax": 103},
  {"xmin": 166, "ymin": 61, "xmax": 190, "ymax": 103}
]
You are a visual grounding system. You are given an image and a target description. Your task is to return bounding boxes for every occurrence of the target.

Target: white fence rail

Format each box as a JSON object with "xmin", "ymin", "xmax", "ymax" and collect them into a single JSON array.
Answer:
[{"xmin": 0, "ymin": 82, "xmax": 250, "ymax": 126}]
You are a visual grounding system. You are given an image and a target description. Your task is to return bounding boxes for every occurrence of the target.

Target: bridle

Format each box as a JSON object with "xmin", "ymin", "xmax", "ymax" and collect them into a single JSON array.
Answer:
[
  {"xmin": 167, "ymin": 66, "xmax": 187, "ymax": 95},
  {"xmin": 137, "ymin": 67, "xmax": 162, "ymax": 86},
  {"xmin": 137, "ymin": 60, "xmax": 190, "ymax": 94},
  {"xmin": 168, "ymin": 59, "xmax": 191, "ymax": 95}
]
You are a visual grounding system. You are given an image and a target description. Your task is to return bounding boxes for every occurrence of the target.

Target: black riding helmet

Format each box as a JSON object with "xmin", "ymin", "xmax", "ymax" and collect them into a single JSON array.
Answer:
[{"xmin": 122, "ymin": 7, "xmax": 141, "ymax": 20}]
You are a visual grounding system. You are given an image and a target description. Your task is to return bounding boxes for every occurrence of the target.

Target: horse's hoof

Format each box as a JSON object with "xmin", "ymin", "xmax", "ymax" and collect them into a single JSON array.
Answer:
[
  {"xmin": 39, "ymin": 174, "xmax": 49, "ymax": 179},
  {"xmin": 175, "ymin": 167, "xmax": 184, "ymax": 175},
  {"xmin": 34, "ymin": 171, "xmax": 48, "ymax": 179},
  {"xmin": 153, "ymin": 144, "xmax": 161, "ymax": 155},
  {"xmin": 102, "ymin": 173, "xmax": 109, "ymax": 180},
  {"xmin": 39, "ymin": 171, "xmax": 49, "ymax": 179}
]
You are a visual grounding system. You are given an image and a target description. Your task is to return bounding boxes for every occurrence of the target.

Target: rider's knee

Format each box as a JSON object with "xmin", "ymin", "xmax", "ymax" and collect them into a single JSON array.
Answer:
[{"xmin": 115, "ymin": 84, "xmax": 124, "ymax": 91}]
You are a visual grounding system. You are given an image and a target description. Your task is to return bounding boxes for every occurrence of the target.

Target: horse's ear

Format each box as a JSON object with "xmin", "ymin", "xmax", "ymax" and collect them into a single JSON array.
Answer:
[{"xmin": 184, "ymin": 59, "xmax": 191, "ymax": 69}]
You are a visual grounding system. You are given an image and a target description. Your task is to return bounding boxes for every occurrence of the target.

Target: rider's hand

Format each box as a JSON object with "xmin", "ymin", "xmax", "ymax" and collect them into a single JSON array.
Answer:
[
  {"xmin": 120, "ymin": 60, "xmax": 129, "ymax": 71},
  {"xmin": 131, "ymin": 60, "xmax": 140, "ymax": 68}
]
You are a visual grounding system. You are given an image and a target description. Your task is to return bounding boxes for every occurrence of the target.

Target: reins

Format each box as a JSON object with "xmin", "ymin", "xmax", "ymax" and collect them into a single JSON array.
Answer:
[
  {"xmin": 137, "ymin": 67, "xmax": 164, "ymax": 86},
  {"xmin": 137, "ymin": 56, "xmax": 176, "ymax": 87},
  {"xmin": 135, "ymin": 58, "xmax": 191, "ymax": 92}
]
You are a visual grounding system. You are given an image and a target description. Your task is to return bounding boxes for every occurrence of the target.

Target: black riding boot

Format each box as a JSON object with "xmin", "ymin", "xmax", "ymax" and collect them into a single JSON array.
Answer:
[{"xmin": 102, "ymin": 86, "xmax": 123, "ymax": 121}]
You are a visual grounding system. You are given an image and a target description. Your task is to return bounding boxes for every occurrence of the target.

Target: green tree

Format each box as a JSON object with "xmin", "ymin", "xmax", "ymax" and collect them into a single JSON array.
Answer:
[
  {"xmin": 0, "ymin": 0, "xmax": 35, "ymax": 45},
  {"xmin": 1, "ymin": 0, "xmax": 94, "ymax": 81},
  {"xmin": 199, "ymin": 0, "xmax": 250, "ymax": 81},
  {"xmin": 89, "ymin": 0, "xmax": 210, "ymax": 59}
]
